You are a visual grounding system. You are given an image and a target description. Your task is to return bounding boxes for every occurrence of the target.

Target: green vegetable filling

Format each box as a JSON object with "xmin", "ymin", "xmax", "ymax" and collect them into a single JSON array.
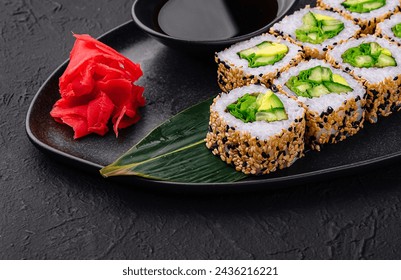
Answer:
[
  {"xmin": 285, "ymin": 66, "xmax": 353, "ymax": 98},
  {"xmin": 341, "ymin": 42, "xmax": 397, "ymax": 68},
  {"xmin": 392, "ymin": 23, "xmax": 401, "ymax": 38},
  {"xmin": 226, "ymin": 91, "xmax": 288, "ymax": 123},
  {"xmin": 342, "ymin": 0, "xmax": 386, "ymax": 13},
  {"xmin": 295, "ymin": 12, "xmax": 345, "ymax": 44},
  {"xmin": 237, "ymin": 41, "xmax": 289, "ymax": 68}
]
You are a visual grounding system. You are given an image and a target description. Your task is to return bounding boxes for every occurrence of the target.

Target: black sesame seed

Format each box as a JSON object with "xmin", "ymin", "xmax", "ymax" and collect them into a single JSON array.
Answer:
[
  {"xmin": 371, "ymin": 89, "xmax": 379, "ymax": 96},
  {"xmin": 288, "ymin": 127, "xmax": 293, "ymax": 132},
  {"xmin": 208, "ymin": 125, "xmax": 212, "ymax": 132},
  {"xmin": 394, "ymin": 76, "xmax": 399, "ymax": 81},
  {"xmin": 262, "ymin": 152, "xmax": 268, "ymax": 158},
  {"xmin": 225, "ymin": 125, "xmax": 229, "ymax": 132},
  {"xmin": 323, "ymin": 47, "xmax": 328, "ymax": 51},
  {"xmin": 318, "ymin": 123, "xmax": 324, "ymax": 128},
  {"xmin": 256, "ymin": 142, "xmax": 261, "ymax": 147},
  {"xmin": 271, "ymin": 84, "xmax": 278, "ymax": 92},
  {"xmin": 222, "ymin": 137, "xmax": 228, "ymax": 144},
  {"xmin": 324, "ymin": 117, "xmax": 328, "ymax": 122},
  {"xmin": 333, "ymin": 42, "xmax": 338, "ymax": 45},
  {"xmin": 327, "ymin": 106, "xmax": 334, "ymax": 114}
]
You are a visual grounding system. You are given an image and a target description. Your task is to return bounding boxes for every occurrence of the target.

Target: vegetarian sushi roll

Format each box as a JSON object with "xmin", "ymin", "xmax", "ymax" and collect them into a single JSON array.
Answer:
[
  {"xmin": 215, "ymin": 34, "xmax": 303, "ymax": 93},
  {"xmin": 326, "ymin": 35, "xmax": 401, "ymax": 122},
  {"xmin": 317, "ymin": 0, "xmax": 400, "ymax": 34},
  {"xmin": 270, "ymin": 6, "xmax": 361, "ymax": 59},
  {"xmin": 375, "ymin": 13, "xmax": 401, "ymax": 45},
  {"xmin": 206, "ymin": 85, "xmax": 306, "ymax": 175},
  {"xmin": 274, "ymin": 59, "xmax": 366, "ymax": 150}
]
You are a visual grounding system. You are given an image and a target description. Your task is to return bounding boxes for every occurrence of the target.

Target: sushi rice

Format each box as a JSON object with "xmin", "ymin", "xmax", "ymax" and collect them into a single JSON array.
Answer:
[
  {"xmin": 205, "ymin": 85, "xmax": 306, "ymax": 175},
  {"xmin": 216, "ymin": 33, "xmax": 303, "ymax": 92},
  {"xmin": 270, "ymin": 6, "xmax": 361, "ymax": 59},
  {"xmin": 274, "ymin": 59, "xmax": 366, "ymax": 150}
]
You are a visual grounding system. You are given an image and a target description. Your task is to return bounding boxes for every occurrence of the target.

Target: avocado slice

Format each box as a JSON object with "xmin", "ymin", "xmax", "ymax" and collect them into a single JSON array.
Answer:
[
  {"xmin": 314, "ymin": 13, "xmax": 336, "ymax": 22},
  {"xmin": 332, "ymin": 74, "xmax": 350, "ymax": 86},
  {"xmin": 258, "ymin": 91, "xmax": 284, "ymax": 111},
  {"xmin": 237, "ymin": 41, "xmax": 288, "ymax": 68}
]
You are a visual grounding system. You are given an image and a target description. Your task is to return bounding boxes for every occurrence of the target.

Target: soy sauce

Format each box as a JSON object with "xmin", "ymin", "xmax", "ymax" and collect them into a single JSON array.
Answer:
[{"xmin": 154, "ymin": 0, "xmax": 279, "ymax": 41}]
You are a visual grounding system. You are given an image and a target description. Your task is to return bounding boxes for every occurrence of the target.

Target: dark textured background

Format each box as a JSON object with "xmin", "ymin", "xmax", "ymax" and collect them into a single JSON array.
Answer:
[{"xmin": 2, "ymin": 0, "xmax": 401, "ymax": 259}]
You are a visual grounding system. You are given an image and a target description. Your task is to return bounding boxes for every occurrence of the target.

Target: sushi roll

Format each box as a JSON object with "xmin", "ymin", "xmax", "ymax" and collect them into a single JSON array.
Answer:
[
  {"xmin": 326, "ymin": 35, "xmax": 401, "ymax": 122},
  {"xmin": 274, "ymin": 59, "xmax": 366, "ymax": 150},
  {"xmin": 317, "ymin": 0, "xmax": 400, "ymax": 34},
  {"xmin": 375, "ymin": 13, "xmax": 401, "ymax": 45},
  {"xmin": 205, "ymin": 85, "xmax": 306, "ymax": 175},
  {"xmin": 215, "ymin": 33, "xmax": 303, "ymax": 93},
  {"xmin": 270, "ymin": 6, "xmax": 361, "ymax": 59}
]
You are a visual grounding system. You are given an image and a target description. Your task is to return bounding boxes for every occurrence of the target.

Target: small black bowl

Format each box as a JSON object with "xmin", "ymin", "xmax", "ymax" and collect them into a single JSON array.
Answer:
[{"xmin": 131, "ymin": 0, "xmax": 299, "ymax": 55}]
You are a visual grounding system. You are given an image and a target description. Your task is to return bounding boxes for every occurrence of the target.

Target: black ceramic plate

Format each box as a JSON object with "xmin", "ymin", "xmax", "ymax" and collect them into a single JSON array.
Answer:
[{"xmin": 26, "ymin": 19, "xmax": 401, "ymax": 191}]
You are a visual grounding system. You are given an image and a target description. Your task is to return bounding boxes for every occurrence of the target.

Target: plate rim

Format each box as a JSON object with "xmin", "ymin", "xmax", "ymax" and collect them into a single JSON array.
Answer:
[{"xmin": 25, "ymin": 20, "xmax": 401, "ymax": 189}]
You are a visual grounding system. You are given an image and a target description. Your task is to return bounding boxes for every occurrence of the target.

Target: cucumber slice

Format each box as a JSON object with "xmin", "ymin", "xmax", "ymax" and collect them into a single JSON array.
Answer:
[
  {"xmin": 321, "ymin": 67, "xmax": 332, "ymax": 82},
  {"xmin": 321, "ymin": 19, "xmax": 343, "ymax": 26},
  {"xmin": 303, "ymin": 12, "xmax": 317, "ymax": 27},
  {"xmin": 343, "ymin": 0, "xmax": 369, "ymax": 5},
  {"xmin": 308, "ymin": 66, "xmax": 323, "ymax": 83},
  {"xmin": 295, "ymin": 82, "xmax": 312, "ymax": 93},
  {"xmin": 308, "ymin": 84, "xmax": 330, "ymax": 97},
  {"xmin": 255, "ymin": 111, "xmax": 278, "ymax": 122},
  {"xmin": 251, "ymin": 56, "xmax": 277, "ymax": 67},
  {"xmin": 376, "ymin": 54, "xmax": 397, "ymax": 67},
  {"xmin": 362, "ymin": 2, "xmax": 383, "ymax": 11},
  {"xmin": 354, "ymin": 55, "xmax": 374, "ymax": 67},
  {"xmin": 273, "ymin": 108, "xmax": 288, "ymax": 121},
  {"xmin": 238, "ymin": 47, "xmax": 257, "ymax": 59},
  {"xmin": 256, "ymin": 41, "xmax": 273, "ymax": 48},
  {"xmin": 323, "ymin": 81, "xmax": 353, "ymax": 93},
  {"xmin": 322, "ymin": 24, "xmax": 343, "ymax": 32},
  {"xmin": 370, "ymin": 42, "xmax": 381, "ymax": 56},
  {"xmin": 307, "ymin": 32, "xmax": 318, "ymax": 42}
]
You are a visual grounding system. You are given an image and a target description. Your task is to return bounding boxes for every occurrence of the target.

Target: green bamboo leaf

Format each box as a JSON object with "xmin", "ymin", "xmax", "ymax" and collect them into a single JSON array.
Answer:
[{"xmin": 100, "ymin": 98, "xmax": 248, "ymax": 183}]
